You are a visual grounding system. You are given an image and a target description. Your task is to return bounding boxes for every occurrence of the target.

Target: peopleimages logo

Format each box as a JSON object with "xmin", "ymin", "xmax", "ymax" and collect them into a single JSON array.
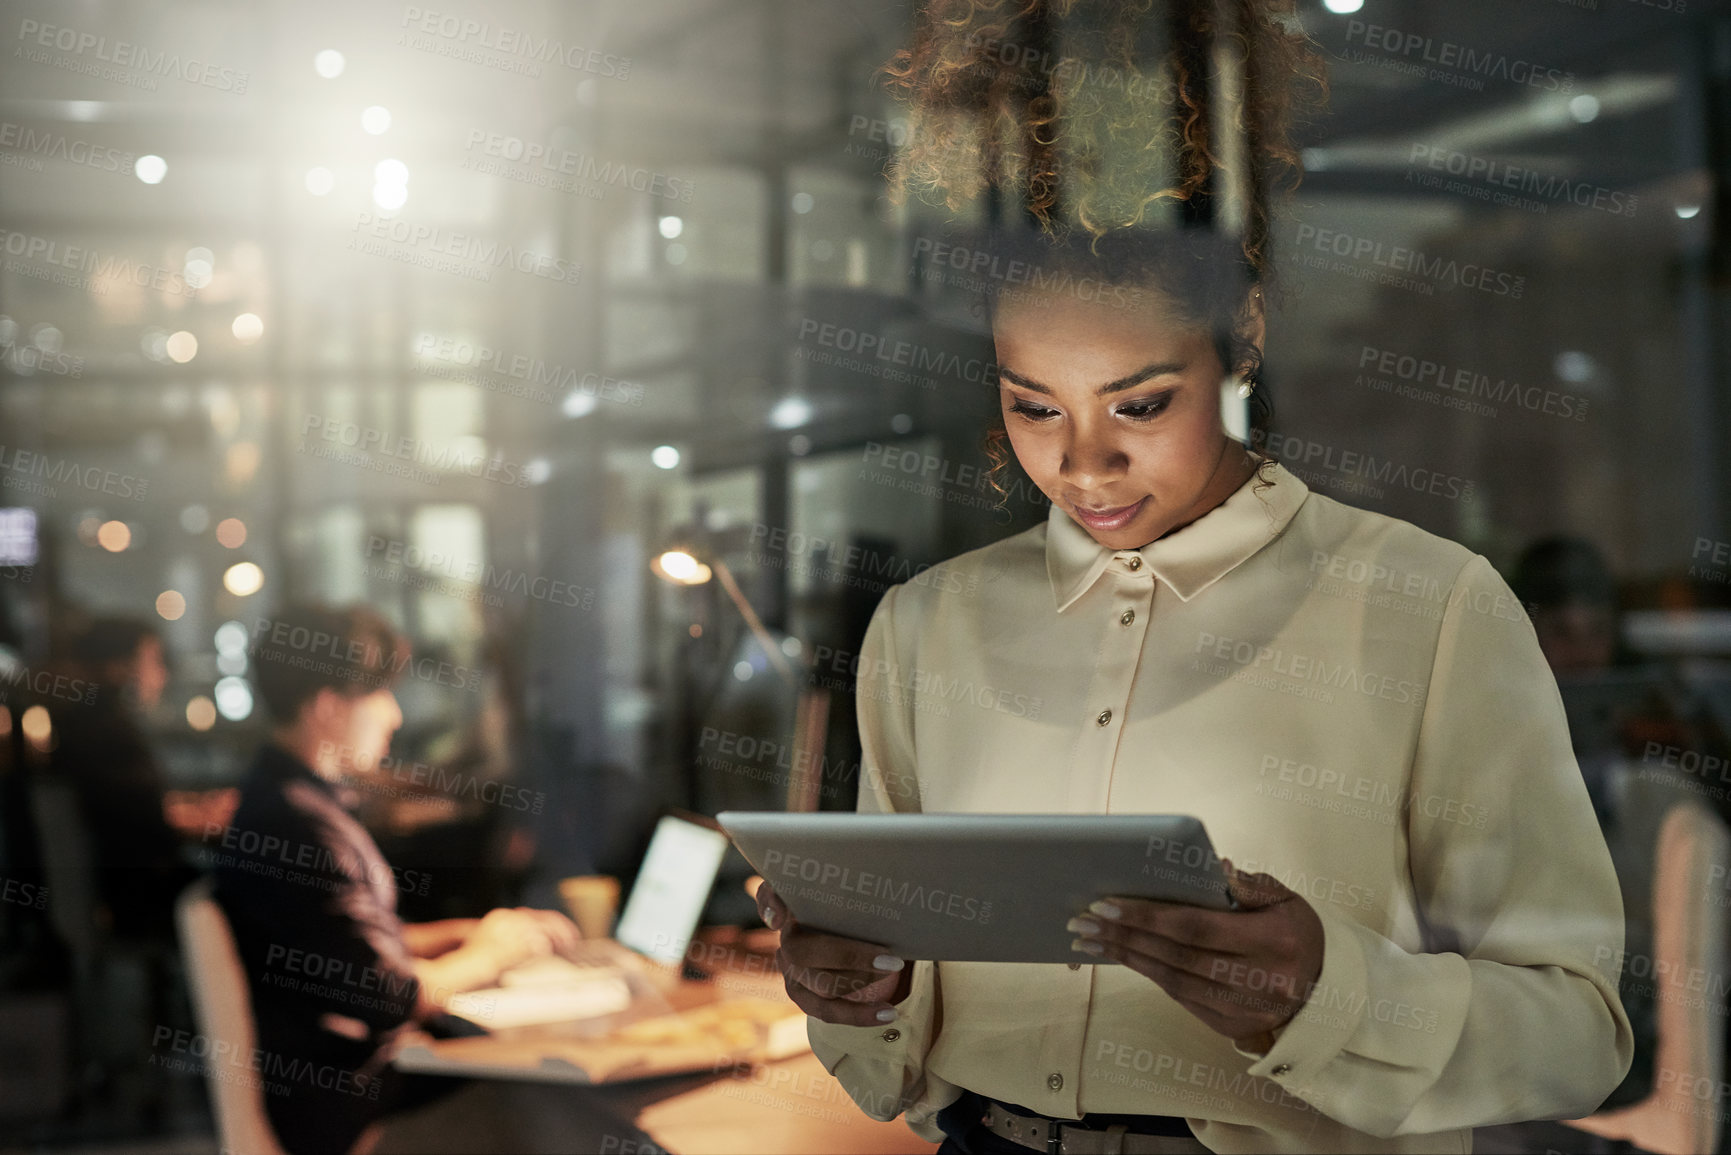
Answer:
[
  {"xmin": 1357, "ymin": 345, "xmax": 1588, "ymax": 422},
  {"xmin": 1291, "ymin": 223, "xmax": 1525, "ymax": 299},
  {"xmin": 1409, "ymin": 144, "xmax": 1638, "ymax": 218},
  {"xmin": 1340, "ymin": 20, "xmax": 1573, "ymax": 94}
]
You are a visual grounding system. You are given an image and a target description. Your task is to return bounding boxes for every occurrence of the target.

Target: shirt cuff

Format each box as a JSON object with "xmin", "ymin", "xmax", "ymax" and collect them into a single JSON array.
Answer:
[
  {"xmin": 1236, "ymin": 900, "xmax": 1369, "ymax": 1090},
  {"xmin": 806, "ymin": 959, "xmax": 938, "ymax": 1123}
]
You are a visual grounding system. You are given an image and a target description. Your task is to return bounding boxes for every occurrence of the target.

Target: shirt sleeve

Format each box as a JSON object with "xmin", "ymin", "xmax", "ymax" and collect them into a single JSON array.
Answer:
[
  {"xmin": 1237, "ymin": 554, "xmax": 1633, "ymax": 1137},
  {"xmin": 805, "ymin": 585, "xmax": 955, "ymax": 1142},
  {"xmin": 221, "ymin": 806, "xmax": 422, "ymax": 1035}
]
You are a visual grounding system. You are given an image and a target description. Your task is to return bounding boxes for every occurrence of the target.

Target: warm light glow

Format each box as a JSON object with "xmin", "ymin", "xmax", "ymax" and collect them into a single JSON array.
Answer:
[
  {"xmin": 155, "ymin": 590, "xmax": 187, "ymax": 621},
  {"xmin": 186, "ymin": 696, "xmax": 217, "ymax": 731},
  {"xmin": 165, "ymin": 330, "xmax": 198, "ymax": 363},
  {"xmin": 362, "ymin": 106, "xmax": 393, "ymax": 134},
  {"xmin": 134, "ymin": 154, "xmax": 167, "ymax": 184},
  {"xmin": 97, "ymin": 520, "xmax": 132, "ymax": 551},
  {"xmin": 313, "ymin": 49, "xmax": 346, "ymax": 79},
  {"xmin": 21, "ymin": 704, "xmax": 52, "ymax": 751},
  {"xmin": 305, "ymin": 166, "xmax": 335, "ymax": 196},
  {"xmin": 215, "ymin": 518, "xmax": 248, "ymax": 548},
  {"xmin": 232, "ymin": 313, "xmax": 264, "ymax": 343},
  {"xmin": 225, "ymin": 442, "xmax": 262, "ymax": 486},
  {"xmin": 223, "ymin": 561, "xmax": 264, "ymax": 596},
  {"xmin": 652, "ymin": 550, "xmax": 713, "ymax": 586}
]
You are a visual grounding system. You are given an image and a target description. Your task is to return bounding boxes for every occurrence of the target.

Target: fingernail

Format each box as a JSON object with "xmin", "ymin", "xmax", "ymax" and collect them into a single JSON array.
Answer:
[
  {"xmin": 872, "ymin": 954, "xmax": 905, "ymax": 972},
  {"xmin": 1088, "ymin": 900, "xmax": 1122, "ymax": 920},
  {"xmin": 876, "ymin": 1007, "xmax": 899, "ymax": 1023},
  {"xmin": 1065, "ymin": 917, "xmax": 1101, "ymax": 936},
  {"xmin": 1070, "ymin": 938, "xmax": 1104, "ymax": 956},
  {"xmin": 762, "ymin": 908, "xmax": 779, "ymax": 929}
]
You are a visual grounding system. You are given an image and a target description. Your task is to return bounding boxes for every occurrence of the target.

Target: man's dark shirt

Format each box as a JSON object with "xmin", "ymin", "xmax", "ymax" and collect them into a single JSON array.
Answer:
[{"xmin": 209, "ymin": 743, "xmax": 424, "ymax": 1153}]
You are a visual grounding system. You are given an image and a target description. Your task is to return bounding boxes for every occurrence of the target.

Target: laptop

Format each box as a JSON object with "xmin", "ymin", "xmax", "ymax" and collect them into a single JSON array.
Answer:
[{"xmin": 448, "ymin": 811, "xmax": 731, "ymax": 1028}]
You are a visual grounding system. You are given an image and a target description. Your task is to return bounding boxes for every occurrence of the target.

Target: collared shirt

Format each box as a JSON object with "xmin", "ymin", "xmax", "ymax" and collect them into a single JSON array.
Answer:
[{"xmin": 806, "ymin": 462, "xmax": 1631, "ymax": 1154}]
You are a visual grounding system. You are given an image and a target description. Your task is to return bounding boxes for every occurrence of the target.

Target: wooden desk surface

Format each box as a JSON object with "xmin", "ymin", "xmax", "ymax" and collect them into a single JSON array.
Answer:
[{"xmin": 390, "ymin": 930, "xmax": 939, "ymax": 1155}]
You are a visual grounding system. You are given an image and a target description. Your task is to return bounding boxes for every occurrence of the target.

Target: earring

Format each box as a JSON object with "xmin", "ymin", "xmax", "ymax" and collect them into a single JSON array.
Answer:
[{"xmin": 1235, "ymin": 379, "xmax": 1255, "ymax": 399}]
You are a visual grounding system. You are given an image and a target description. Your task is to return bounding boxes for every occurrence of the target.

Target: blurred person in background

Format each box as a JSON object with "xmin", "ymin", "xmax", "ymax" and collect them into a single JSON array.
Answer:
[
  {"xmin": 49, "ymin": 616, "xmax": 204, "ymax": 942},
  {"xmin": 1511, "ymin": 536, "xmax": 1624, "ymax": 677},
  {"xmin": 212, "ymin": 603, "xmax": 581, "ymax": 1155},
  {"xmin": 1510, "ymin": 537, "xmax": 1731, "ymax": 1117}
]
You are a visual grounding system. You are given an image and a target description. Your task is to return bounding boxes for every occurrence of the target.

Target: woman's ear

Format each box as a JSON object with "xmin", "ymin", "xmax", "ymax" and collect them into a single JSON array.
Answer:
[{"xmin": 1239, "ymin": 288, "xmax": 1267, "ymax": 355}]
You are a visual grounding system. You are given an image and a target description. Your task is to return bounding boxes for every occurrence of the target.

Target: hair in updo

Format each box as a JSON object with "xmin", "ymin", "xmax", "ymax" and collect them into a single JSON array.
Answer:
[
  {"xmin": 881, "ymin": 0, "xmax": 1327, "ymax": 266},
  {"xmin": 880, "ymin": 0, "xmax": 1325, "ymax": 503}
]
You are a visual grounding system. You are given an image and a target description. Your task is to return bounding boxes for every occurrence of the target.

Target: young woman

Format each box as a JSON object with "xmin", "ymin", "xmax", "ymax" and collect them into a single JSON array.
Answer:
[{"xmin": 759, "ymin": 2, "xmax": 1631, "ymax": 1152}]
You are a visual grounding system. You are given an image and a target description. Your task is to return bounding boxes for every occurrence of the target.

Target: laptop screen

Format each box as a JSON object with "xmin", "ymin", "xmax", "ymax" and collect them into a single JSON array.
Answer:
[{"xmin": 613, "ymin": 814, "xmax": 730, "ymax": 963}]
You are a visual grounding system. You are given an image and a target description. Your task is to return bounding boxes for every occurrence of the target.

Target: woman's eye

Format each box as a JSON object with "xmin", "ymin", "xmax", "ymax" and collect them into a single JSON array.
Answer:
[
  {"xmin": 1116, "ymin": 397, "xmax": 1170, "ymax": 421},
  {"xmin": 1009, "ymin": 400, "xmax": 1058, "ymax": 422}
]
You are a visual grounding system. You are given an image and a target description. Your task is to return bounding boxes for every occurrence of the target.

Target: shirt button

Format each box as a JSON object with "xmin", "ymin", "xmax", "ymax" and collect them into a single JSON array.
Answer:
[
  {"xmin": 1047, "ymin": 1072, "xmax": 1064, "ymax": 1091},
  {"xmin": 1271, "ymin": 1063, "xmax": 1291, "ymax": 1077},
  {"xmin": 1119, "ymin": 609, "xmax": 1135, "ymax": 626},
  {"xmin": 1095, "ymin": 709, "xmax": 1112, "ymax": 727},
  {"xmin": 881, "ymin": 1028, "xmax": 902, "ymax": 1043},
  {"xmin": 1126, "ymin": 556, "xmax": 1143, "ymax": 571}
]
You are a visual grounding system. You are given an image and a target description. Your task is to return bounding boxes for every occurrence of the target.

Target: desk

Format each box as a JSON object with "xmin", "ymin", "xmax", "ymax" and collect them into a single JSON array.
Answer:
[{"xmin": 385, "ymin": 930, "xmax": 939, "ymax": 1155}]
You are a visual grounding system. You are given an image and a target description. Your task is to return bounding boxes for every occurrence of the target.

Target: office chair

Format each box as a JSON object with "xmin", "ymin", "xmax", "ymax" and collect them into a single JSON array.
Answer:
[{"xmin": 176, "ymin": 877, "xmax": 288, "ymax": 1155}]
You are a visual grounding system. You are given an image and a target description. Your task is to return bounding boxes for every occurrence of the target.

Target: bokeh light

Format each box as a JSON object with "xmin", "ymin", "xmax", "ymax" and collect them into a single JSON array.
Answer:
[
  {"xmin": 165, "ymin": 331, "xmax": 198, "ymax": 363},
  {"xmin": 215, "ymin": 518, "xmax": 248, "ymax": 548},
  {"xmin": 97, "ymin": 520, "xmax": 131, "ymax": 551},
  {"xmin": 186, "ymin": 696, "xmax": 217, "ymax": 731},
  {"xmin": 223, "ymin": 561, "xmax": 264, "ymax": 596},
  {"xmin": 232, "ymin": 313, "xmax": 264, "ymax": 343},
  {"xmin": 155, "ymin": 590, "xmax": 187, "ymax": 620},
  {"xmin": 214, "ymin": 677, "xmax": 254, "ymax": 721}
]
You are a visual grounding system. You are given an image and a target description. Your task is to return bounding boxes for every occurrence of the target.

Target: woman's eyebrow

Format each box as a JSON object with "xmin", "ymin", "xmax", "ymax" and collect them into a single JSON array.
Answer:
[{"xmin": 998, "ymin": 361, "xmax": 1187, "ymax": 396}]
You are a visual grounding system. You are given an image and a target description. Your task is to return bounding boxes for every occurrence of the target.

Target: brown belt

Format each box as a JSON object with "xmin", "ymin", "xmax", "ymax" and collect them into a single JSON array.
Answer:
[{"xmin": 979, "ymin": 1101, "xmax": 1211, "ymax": 1155}]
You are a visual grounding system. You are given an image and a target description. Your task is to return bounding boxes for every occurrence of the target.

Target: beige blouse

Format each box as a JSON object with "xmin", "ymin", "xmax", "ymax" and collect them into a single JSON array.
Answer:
[{"xmin": 806, "ymin": 461, "xmax": 1631, "ymax": 1154}]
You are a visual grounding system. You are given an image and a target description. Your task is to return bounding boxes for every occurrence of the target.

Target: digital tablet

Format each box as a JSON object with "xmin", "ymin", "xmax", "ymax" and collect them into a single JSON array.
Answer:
[{"xmin": 717, "ymin": 811, "xmax": 1234, "ymax": 964}]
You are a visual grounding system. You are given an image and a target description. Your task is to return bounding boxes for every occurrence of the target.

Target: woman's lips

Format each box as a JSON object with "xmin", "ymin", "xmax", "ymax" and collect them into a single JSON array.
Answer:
[{"xmin": 1070, "ymin": 498, "xmax": 1147, "ymax": 532}]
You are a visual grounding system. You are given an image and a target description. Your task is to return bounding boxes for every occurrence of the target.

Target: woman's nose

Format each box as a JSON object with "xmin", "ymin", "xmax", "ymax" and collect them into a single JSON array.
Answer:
[{"xmin": 1060, "ymin": 429, "xmax": 1129, "ymax": 488}]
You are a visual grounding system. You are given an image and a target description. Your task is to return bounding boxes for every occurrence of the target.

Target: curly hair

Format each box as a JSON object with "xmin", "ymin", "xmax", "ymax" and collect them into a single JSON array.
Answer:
[
  {"xmin": 884, "ymin": 0, "xmax": 1323, "ymax": 506},
  {"xmin": 882, "ymin": 0, "xmax": 1327, "ymax": 274}
]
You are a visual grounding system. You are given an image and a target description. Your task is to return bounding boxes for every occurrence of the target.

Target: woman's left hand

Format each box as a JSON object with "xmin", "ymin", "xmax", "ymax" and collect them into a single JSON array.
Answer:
[{"xmin": 1068, "ymin": 860, "xmax": 1325, "ymax": 1048}]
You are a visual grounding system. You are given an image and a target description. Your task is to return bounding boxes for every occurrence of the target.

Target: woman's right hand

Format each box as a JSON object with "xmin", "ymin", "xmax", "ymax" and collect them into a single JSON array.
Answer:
[{"xmin": 757, "ymin": 880, "xmax": 914, "ymax": 1025}]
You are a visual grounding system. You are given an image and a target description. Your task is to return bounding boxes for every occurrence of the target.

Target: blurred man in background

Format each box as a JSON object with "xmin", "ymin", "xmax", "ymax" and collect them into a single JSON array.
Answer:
[
  {"xmin": 211, "ymin": 603, "xmax": 579, "ymax": 1155},
  {"xmin": 51, "ymin": 617, "xmax": 202, "ymax": 943}
]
